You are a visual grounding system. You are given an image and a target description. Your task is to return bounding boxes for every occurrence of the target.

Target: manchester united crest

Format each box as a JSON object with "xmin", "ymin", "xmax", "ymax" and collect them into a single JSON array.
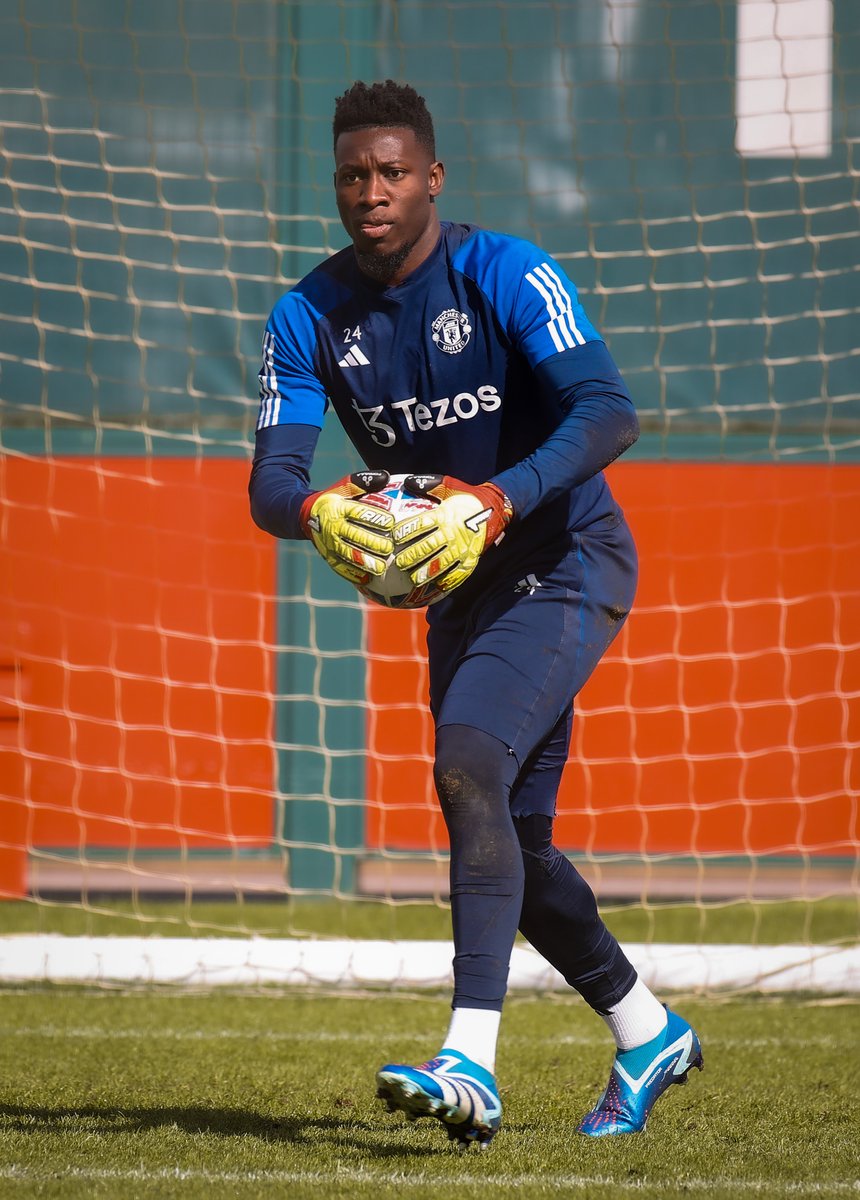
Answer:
[{"xmin": 431, "ymin": 308, "xmax": 472, "ymax": 354}]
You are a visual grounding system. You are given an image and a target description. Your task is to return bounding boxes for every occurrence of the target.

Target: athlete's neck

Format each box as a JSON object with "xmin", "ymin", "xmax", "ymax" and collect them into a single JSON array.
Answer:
[{"xmin": 353, "ymin": 214, "xmax": 441, "ymax": 286}]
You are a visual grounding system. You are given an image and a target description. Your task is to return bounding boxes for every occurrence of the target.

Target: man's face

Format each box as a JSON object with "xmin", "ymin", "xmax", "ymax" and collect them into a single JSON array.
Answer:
[{"xmin": 334, "ymin": 126, "xmax": 444, "ymax": 284}]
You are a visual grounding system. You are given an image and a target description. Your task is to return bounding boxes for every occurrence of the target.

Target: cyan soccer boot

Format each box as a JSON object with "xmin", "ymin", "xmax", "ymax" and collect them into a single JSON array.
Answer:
[
  {"xmin": 578, "ymin": 1007, "xmax": 703, "ymax": 1136},
  {"xmin": 376, "ymin": 1048, "xmax": 502, "ymax": 1148}
]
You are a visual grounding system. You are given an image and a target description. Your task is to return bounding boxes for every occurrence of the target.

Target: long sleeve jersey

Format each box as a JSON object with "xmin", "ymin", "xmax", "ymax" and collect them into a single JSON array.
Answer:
[{"xmin": 249, "ymin": 221, "xmax": 639, "ymax": 596}]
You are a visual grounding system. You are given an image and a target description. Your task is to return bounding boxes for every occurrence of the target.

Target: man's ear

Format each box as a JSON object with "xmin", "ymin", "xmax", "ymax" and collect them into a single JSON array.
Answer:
[{"xmin": 429, "ymin": 160, "xmax": 445, "ymax": 197}]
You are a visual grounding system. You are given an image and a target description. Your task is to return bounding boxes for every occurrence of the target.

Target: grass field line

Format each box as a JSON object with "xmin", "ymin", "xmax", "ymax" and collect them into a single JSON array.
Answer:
[
  {"xmin": 1, "ymin": 1025, "xmax": 851, "ymax": 1049},
  {"xmin": 0, "ymin": 1164, "xmax": 857, "ymax": 1194}
]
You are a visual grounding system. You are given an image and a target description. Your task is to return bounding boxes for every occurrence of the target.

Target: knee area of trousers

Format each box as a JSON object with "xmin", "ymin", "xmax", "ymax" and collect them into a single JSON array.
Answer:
[
  {"xmin": 434, "ymin": 762, "xmax": 498, "ymax": 824},
  {"xmin": 512, "ymin": 813, "xmax": 554, "ymax": 859},
  {"xmin": 433, "ymin": 726, "xmax": 515, "ymax": 814},
  {"xmin": 515, "ymin": 815, "xmax": 598, "ymax": 909}
]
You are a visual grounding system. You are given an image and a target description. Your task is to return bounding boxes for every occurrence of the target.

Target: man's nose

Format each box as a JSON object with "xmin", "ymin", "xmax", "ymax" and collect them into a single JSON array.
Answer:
[{"xmin": 361, "ymin": 172, "xmax": 388, "ymax": 206}]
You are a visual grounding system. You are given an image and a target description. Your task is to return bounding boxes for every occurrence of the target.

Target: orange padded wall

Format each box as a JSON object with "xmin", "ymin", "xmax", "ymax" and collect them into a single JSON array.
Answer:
[
  {"xmin": 366, "ymin": 463, "xmax": 859, "ymax": 859},
  {"xmin": 0, "ymin": 456, "xmax": 276, "ymax": 897}
]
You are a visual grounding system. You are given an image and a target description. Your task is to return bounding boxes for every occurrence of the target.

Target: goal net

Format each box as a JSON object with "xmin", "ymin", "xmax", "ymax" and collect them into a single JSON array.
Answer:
[{"xmin": 0, "ymin": 0, "xmax": 857, "ymax": 992}]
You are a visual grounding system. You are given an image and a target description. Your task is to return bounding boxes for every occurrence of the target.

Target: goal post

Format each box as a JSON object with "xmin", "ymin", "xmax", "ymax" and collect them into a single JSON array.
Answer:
[{"xmin": 0, "ymin": 0, "xmax": 857, "ymax": 990}]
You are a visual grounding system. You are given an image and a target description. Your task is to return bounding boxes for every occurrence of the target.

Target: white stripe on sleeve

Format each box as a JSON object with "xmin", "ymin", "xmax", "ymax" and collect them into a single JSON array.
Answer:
[
  {"xmin": 257, "ymin": 330, "xmax": 281, "ymax": 429},
  {"xmin": 525, "ymin": 268, "xmax": 571, "ymax": 351},
  {"xmin": 525, "ymin": 262, "xmax": 588, "ymax": 353},
  {"xmin": 534, "ymin": 262, "xmax": 585, "ymax": 347}
]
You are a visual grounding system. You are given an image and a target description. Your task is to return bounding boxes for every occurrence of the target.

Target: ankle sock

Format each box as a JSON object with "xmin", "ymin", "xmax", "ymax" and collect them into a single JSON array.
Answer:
[
  {"xmin": 443, "ymin": 1006, "xmax": 501, "ymax": 1072},
  {"xmin": 598, "ymin": 976, "xmax": 668, "ymax": 1051}
]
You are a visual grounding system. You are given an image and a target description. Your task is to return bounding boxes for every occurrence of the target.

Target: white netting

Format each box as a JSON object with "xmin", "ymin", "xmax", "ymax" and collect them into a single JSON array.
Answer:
[{"xmin": 0, "ymin": 0, "xmax": 857, "ymax": 987}]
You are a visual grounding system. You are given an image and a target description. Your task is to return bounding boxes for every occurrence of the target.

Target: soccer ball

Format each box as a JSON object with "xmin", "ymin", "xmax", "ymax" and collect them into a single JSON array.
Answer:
[{"xmin": 357, "ymin": 474, "xmax": 446, "ymax": 610}]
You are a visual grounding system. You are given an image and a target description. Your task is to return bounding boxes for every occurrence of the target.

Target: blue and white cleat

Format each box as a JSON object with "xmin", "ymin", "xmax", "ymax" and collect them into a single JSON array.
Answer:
[
  {"xmin": 578, "ymin": 1007, "xmax": 703, "ymax": 1137},
  {"xmin": 376, "ymin": 1048, "xmax": 502, "ymax": 1148}
]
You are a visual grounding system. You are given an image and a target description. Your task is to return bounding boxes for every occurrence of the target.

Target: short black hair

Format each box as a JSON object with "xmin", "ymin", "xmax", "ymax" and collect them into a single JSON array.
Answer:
[{"xmin": 333, "ymin": 80, "xmax": 436, "ymax": 157}]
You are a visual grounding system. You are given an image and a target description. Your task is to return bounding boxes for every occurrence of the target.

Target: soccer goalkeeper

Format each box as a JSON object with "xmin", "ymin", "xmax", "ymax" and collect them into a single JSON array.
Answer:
[{"xmin": 249, "ymin": 80, "xmax": 703, "ymax": 1147}]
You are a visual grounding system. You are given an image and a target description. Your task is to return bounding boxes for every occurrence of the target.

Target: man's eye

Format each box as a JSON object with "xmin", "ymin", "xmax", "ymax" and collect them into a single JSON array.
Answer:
[{"xmin": 387, "ymin": 170, "xmax": 405, "ymax": 180}]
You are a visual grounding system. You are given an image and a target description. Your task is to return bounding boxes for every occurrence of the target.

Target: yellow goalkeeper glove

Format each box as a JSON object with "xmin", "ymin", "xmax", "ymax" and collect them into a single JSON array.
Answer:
[
  {"xmin": 299, "ymin": 470, "xmax": 394, "ymax": 587},
  {"xmin": 392, "ymin": 474, "xmax": 514, "ymax": 596}
]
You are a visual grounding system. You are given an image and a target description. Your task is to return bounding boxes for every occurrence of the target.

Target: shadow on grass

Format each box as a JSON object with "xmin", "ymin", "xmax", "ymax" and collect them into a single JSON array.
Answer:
[{"xmin": 0, "ymin": 1103, "xmax": 472, "ymax": 1157}]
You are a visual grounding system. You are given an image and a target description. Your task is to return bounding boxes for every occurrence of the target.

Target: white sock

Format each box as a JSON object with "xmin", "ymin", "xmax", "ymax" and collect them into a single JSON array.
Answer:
[
  {"xmin": 598, "ymin": 978, "xmax": 668, "ymax": 1051},
  {"xmin": 443, "ymin": 1007, "xmax": 501, "ymax": 1072}
]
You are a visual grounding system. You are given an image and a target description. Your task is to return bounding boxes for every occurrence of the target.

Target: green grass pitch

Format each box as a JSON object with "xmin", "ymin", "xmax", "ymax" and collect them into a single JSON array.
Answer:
[{"xmin": 1, "ymin": 986, "xmax": 857, "ymax": 1199}]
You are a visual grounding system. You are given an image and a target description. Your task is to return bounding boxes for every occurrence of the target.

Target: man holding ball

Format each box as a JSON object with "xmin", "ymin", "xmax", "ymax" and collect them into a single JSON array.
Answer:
[{"xmin": 249, "ymin": 79, "xmax": 702, "ymax": 1148}]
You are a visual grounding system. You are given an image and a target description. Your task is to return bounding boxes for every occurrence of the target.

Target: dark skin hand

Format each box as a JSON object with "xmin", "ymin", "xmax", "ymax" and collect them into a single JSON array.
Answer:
[{"xmin": 334, "ymin": 126, "xmax": 446, "ymax": 285}]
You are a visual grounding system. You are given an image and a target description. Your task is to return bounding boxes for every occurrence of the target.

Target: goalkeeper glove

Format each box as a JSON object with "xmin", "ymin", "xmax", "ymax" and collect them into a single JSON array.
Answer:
[
  {"xmin": 299, "ymin": 470, "xmax": 394, "ymax": 587},
  {"xmin": 392, "ymin": 474, "xmax": 514, "ymax": 595}
]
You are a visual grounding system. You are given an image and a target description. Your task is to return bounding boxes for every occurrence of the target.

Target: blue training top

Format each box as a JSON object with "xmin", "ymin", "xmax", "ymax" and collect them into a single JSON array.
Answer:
[{"xmin": 249, "ymin": 221, "xmax": 639, "ymax": 597}]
